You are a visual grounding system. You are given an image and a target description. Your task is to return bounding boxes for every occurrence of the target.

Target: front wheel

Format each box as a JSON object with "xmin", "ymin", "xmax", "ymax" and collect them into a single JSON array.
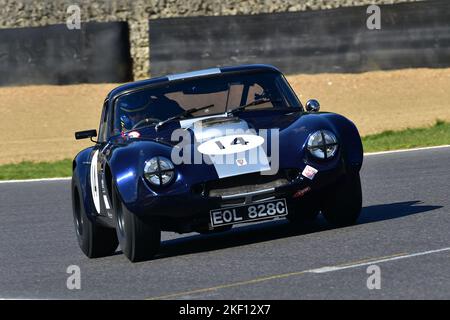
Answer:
[
  {"xmin": 112, "ymin": 184, "xmax": 161, "ymax": 262},
  {"xmin": 321, "ymin": 173, "xmax": 362, "ymax": 227},
  {"xmin": 72, "ymin": 178, "xmax": 118, "ymax": 258}
]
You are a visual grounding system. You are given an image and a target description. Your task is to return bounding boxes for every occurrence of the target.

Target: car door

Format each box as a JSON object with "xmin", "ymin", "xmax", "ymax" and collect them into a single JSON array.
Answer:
[{"xmin": 90, "ymin": 100, "xmax": 113, "ymax": 218}]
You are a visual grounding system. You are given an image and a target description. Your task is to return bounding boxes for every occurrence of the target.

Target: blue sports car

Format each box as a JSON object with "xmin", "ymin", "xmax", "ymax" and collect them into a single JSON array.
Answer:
[{"xmin": 72, "ymin": 64, "xmax": 363, "ymax": 262}]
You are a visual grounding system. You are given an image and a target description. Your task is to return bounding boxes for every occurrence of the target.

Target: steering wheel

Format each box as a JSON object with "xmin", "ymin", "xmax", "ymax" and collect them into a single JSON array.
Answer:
[{"xmin": 131, "ymin": 118, "xmax": 161, "ymax": 130}]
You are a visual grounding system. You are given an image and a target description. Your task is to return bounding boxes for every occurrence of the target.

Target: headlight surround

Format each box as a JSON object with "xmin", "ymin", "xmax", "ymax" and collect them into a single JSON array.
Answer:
[
  {"xmin": 144, "ymin": 156, "xmax": 175, "ymax": 186},
  {"xmin": 307, "ymin": 130, "xmax": 338, "ymax": 159}
]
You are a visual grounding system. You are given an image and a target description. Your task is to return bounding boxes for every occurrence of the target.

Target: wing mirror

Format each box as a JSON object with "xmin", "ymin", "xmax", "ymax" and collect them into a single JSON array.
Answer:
[
  {"xmin": 305, "ymin": 99, "xmax": 320, "ymax": 112},
  {"xmin": 75, "ymin": 129, "xmax": 97, "ymax": 141}
]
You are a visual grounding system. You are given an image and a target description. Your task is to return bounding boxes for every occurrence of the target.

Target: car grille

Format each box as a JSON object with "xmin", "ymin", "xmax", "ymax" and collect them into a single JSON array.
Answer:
[
  {"xmin": 208, "ymin": 177, "xmax": 289, "ymax": 197},
  {"xmin": 191, "ymin": 169, "xmax": 299, "ymax": 198}
]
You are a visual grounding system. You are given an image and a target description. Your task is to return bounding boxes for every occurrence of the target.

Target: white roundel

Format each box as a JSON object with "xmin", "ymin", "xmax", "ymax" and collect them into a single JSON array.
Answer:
[{"xmin": 197, "ymin": 134, "xmax": 264, "ymax": 155}]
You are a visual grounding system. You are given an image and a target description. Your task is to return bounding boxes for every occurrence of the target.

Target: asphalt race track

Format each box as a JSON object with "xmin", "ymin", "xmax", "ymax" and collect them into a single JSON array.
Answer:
[{"xmin": 0, "ymin": 147, "xmax": 449, "ymax": 299}]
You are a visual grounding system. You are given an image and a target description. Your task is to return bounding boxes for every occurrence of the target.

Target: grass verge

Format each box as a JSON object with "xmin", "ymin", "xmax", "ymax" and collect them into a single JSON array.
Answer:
[
  {"xmin": 1, "ymin": 121, "xmax": 449, "ymax": 180},
  {"xmin": 0, "ymin": 159, "xmax": 72, "ymax": 180},
  {"xmin": 362, "ymin": 120, "xmax": 450, "ymax": 152}
]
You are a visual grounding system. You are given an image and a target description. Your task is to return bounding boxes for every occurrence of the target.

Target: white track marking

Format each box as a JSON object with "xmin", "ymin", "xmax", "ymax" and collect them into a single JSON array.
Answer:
[
  {"xmin": 147, "ymin": 246, "xmax": 450, "ymax": 300},
  {"xmin": 307, "ymin": 247, "xmax": 450, "ymax": 274},
  {"xmin": 0, "ymin": 177, "xmax": 71, "ymax": 184},
  {"xmin": 364, "ymin": 145, "xmax": 450, "ymax": 156},
  {"xmin": 0, "ymin": 145, "xmax": 449, "ymax": 184}
]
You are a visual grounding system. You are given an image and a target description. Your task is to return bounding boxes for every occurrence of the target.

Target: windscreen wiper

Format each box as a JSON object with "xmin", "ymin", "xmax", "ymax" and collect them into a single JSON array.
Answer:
[
  {"xmin": 155, "ymin": 104, "xmax": 214, "ymax": 130},
  {"xmin": 227, "ymin": 98, "xmax": 280, "ymax": 115}
]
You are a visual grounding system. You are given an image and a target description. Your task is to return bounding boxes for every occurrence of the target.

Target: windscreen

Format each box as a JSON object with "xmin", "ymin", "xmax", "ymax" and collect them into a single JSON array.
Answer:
[{"xmin": 113, "ymin": 71, "xmax": 301, "ymax": 133}]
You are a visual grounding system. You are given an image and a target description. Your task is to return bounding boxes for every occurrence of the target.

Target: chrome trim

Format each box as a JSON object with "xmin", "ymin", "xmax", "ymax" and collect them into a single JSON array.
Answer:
[
  {"xmin": 305, "ymin": 99, "xmax": 320, "ymax": 112},
  {"xmin": 220, "ymin": 187, "xmax": 275, "ymax": 200},
  {"xmin": 220, "ymin": 187, "xmax": 275, "ymax": 206}
]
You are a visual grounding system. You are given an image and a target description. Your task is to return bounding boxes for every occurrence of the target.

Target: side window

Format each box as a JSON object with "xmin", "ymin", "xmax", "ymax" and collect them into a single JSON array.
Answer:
[
  {"xmin": 98, "ymin": 101, "xmax": 109, "ymax": 142},
  {"xmin": 279, "ymin": 75, "xmax": 302, "ymax": 108}
]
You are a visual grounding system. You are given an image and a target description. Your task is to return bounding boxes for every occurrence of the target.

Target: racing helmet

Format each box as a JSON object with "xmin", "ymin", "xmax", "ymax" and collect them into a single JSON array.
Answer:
[{"xmin": 119, "ymin": 99, "xmax": 149, "ymax": 131}]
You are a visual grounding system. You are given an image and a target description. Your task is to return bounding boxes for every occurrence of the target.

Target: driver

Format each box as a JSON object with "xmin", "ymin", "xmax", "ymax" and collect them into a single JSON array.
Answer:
[
  {"xmin": 119, "ymin": 101, "xmax": 150, "ymax": 132},
  {"xmin": 118, "ymin": 95, "xmax": 185, "ymax": 133}
]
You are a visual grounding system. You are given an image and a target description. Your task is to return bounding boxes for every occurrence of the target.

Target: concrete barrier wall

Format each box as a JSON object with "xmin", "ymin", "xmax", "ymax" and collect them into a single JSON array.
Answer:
[
  {"xmin": 0, "ymin": 0, "xmax": 423, "ymax": 81},
  {"xmin": 0, "ymin": 22, "xmax": 132, "ymax": 86},
  {"xmin": 149, "ymin": 0, "xmax": 450, "ymax": 76}
]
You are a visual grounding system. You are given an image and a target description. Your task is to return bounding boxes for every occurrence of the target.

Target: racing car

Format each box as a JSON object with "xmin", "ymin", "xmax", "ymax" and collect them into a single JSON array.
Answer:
[{"xmin": 72, "ymin": 64, "xmax": 363, "ymax": 262}]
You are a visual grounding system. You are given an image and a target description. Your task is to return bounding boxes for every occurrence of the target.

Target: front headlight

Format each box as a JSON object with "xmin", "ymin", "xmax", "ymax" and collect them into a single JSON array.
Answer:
[
  {"xmin": 307, "ymin": 130, "xmax": 338, "ymax": 159},
  {"xmin": 144, "ymin": 156, "xmax": 175, "ymax": 186}
]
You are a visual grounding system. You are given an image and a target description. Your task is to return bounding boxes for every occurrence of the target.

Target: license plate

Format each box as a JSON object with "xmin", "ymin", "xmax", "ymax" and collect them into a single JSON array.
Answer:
[{"xmin": 210, "ymin": 199, "xmax": 288, "ymax": 227}]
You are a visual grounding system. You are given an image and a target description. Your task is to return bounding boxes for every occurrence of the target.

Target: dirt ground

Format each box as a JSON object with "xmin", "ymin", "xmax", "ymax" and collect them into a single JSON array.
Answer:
[{"xmin": 1, "ymin": 68, "xmax": 449, "ymax": 165}]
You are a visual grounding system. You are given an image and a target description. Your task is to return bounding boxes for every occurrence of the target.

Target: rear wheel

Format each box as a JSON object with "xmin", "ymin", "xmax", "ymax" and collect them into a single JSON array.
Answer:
[
  {"xmin": 71, "ymin": 178, "xmax": 118, "ymax": 258},
  {"xmin": 112, "ymin": 184, "xmax": 161, "ymax": 262},
  {"xmin": 322, "ymin": 173, "xmax": 362, "ymax": 227}
]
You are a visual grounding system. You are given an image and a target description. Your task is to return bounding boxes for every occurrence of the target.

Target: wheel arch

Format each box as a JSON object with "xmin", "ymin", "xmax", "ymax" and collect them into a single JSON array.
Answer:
[
  {"xmin": 72, "ymin": 146, "xmax": 96, "ymax": 221},
  {"xmin": 321, "ymin": 113, "xmax": 364, "ymax": 173},
  {"xmin": 107, "ymin": 140, "xmax": 172, "ymax": 207}
]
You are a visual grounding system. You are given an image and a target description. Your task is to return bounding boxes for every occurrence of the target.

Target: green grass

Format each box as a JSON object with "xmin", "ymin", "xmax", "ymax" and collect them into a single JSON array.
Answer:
[
  {"xmin": 0, "ymin": 159, "xmax": 72, "ymax": 180},
  {"xmin": 362, "ymin": 120, "xmax": 450, "ymax": 153},
  {"xmin": 0, "ymin": 121, "xmax": 449, "ymax": 180}
]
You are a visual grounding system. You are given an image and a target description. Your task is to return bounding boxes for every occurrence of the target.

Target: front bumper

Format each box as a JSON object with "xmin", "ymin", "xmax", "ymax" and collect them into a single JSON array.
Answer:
[{"xmin": 127, "ymin": 162, "xmax": 346, "ymax": 223}]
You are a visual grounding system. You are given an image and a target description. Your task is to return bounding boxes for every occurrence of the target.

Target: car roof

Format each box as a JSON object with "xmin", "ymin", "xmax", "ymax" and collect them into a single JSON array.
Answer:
[{"xmin": 107, "ymin": 64, "xmax": 281, "ymax": 100}]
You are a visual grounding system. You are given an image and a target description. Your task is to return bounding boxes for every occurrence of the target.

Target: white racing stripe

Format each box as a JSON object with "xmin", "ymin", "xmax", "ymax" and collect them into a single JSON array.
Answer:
[
  {"xmin": 0, "ymin": 145, "xmax": 448, "ymax": 184},
  {"xmin": 307, "ymin": 247, "xmax": 450, "ymax": 274}
]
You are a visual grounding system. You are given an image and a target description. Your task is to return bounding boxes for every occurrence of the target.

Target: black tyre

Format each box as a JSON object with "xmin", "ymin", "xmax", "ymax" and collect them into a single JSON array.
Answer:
[
  {"xmin": 112, "ymin": 184, "xmax": 161, "ymax": 262},
  {"xmin": 71, "ymin": 178, "xmax": 118, "ymax": 258},
  {"xmin": 322, "ymin": 173, "xmax": 362, "ymax": 227}
]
